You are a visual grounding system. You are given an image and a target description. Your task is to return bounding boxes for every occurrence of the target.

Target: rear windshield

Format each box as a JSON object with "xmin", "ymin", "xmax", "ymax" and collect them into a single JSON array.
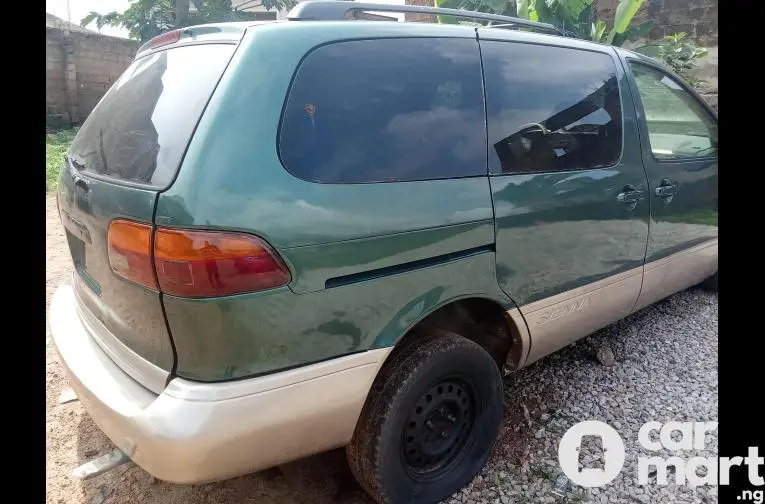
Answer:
[{"xmin": 68, "ymin": 43, "xmax": 236, "ymax": 188}]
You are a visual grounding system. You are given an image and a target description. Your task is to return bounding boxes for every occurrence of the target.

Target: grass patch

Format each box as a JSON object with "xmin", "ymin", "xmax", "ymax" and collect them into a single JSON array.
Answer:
[{"xmin": 46, "ymin": 128, "xmax": 77, "ymax": 192}]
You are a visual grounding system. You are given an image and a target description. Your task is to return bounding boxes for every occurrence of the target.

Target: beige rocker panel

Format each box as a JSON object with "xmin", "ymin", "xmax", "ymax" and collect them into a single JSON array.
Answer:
[
  {"xmin": 633, "ymin": 239, "xmax": 718, "ymax": 312},
  {"xmin": 508, "ymin": 238, "xmax": 718, "ymax": 369},
  {"xmin": 512, "ymin": 268, "xmax": 643, "ymax": 368}
]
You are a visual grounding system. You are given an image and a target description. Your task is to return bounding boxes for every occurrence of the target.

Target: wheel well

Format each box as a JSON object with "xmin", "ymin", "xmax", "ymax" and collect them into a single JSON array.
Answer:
[{"xmin": 390, "ymin": 298, "xmax": 525, "ymax": 372}]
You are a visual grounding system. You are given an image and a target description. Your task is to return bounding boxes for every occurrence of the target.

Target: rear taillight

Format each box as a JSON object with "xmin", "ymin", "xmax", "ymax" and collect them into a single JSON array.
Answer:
[
  {"xmin": 108, "ymin": 220, "xmax": 158, "ymax": 290},
  {"xmin": 107, "ymin": 220, "xmax": 291, "ymax": 298},
  {"xmin": 154, "ymin": 228, "xmax": 291, "ymax": 297}
]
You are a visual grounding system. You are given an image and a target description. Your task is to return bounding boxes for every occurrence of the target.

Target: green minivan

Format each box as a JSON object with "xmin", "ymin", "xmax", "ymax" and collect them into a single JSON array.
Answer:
[{"xmin": 49, "ymin": 3, "xmax": 718, "ymax": 502}]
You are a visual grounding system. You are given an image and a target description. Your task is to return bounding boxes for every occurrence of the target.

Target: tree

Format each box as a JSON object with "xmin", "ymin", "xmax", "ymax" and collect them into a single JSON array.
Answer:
[
  {"xmin": 81, "ymin": 0, "xmax": 298, "ymax": 43},
  {"xmin": 439, "ymin": 0, "xmax": 652, "ymax": 47},
  {"xmin": 636, "ymin": 33, "xmax": 708, "ymax": 86}
]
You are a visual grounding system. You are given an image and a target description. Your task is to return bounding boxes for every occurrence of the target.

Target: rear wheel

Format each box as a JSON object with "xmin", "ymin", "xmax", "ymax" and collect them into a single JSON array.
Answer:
[
  {"xmin": 347, "ymin": 330, "xmax": 503, "ymax": 504},
  {"xmin": 700, "ymin": 270, "xmax": 718, "ymax": 292}
]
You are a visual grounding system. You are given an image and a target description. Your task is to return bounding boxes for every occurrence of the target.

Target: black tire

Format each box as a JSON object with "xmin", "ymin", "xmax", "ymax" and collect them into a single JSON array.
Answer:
[
  {"xmin": 347, "ymin": 330, "xmax": 504, "ymax": 504},
  {"xmin": 700, "ymin": 270, "xmax": 718, "ymax": 292}
]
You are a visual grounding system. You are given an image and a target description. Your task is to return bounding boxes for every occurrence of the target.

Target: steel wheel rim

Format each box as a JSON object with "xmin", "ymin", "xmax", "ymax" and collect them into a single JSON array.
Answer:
[{"xmin": 400, "ymin": 376, "xmax": 478, "ymax": 481}]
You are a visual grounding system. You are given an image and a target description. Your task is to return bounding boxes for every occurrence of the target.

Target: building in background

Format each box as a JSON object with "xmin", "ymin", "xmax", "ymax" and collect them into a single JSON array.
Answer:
[
  {"xmin": 404, "ymin": 0, "xmax": 436, "ymax": 22},
  {"xmin": 46, "ymin": 13, "xmax": 139, "ymax": 128}
]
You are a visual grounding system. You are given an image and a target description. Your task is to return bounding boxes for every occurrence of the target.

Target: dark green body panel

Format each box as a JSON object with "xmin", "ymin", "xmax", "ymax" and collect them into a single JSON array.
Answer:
[
  {"xmin": 618, "ymin": 51, "xmax": 718, "ymax": 263},
  {"xmin": 163, "ymin": 251, "xmax": 509, "ymax": 380},
  {"xmin": 54, "ymin": 27, "xmax": 255, "ymax": 375},
  {"xmin": 477, "ymin": 30, "xmax": 650, "ymax": 306},
  {"xmin": 148, "ymin": 23, "xmax": 716, "ymax": 382},
  {"xmin": 56, "ymin": 175, "xmax": 174, "ymax": 371},
  {"xmin": 155, "ymin": 23, "xmax": 491, "ymax": 248},
  {"xmin": 157, "ymin": 22, "xmax": 509, "ymax": 381}
]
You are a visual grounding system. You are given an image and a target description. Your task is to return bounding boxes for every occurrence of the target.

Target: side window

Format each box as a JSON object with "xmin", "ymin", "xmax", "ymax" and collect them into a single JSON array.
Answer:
[
  {"xmin": 481, "ymin": 41, "xmax": 623, "ymax": 175},
  {"xmin": 628, "ymin": 62, "xmax": 718, "ymax": 160},
  {"xmin": 279, "ymin": 38, "xmax": 486, "ymax": 184}
]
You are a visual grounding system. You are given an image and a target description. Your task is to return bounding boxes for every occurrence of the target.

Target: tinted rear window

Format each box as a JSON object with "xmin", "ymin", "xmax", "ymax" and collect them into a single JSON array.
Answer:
[
  {"xmin": 279, "ymin": 38, "xmax": 486, "ymax": 184},
  {"xmin": 481, "ymin": 42, "xmax": 622, "ymax": 175},
  {"xmin": 68, "ymin": 44, "xmax": 236, "ymax": 188}
]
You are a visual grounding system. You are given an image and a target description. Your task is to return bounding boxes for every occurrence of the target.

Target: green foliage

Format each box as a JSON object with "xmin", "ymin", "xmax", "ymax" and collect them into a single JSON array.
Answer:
[
  {"xmin": 590, "ymin": 18, "xmax": 606, "ymax": 42},
  {"xmin": 81, "ymin": 0, "xmax": 297, "ymax": 43},
  {"xmin": 513, "ymin": 0, "xmax": 592, "ymax": 34},
  {"xmin": 82, "ymin": 0, "xmax": 175, "ymax": 42},
  {"xmin": 439, "ymin": 0, "xmax": 649, "ymax": 47},
  {"xmin": 610, "ymin": 18, "xmax": 652, "ymax": 46},
  {"xmin": 653, "ymin": 32, "xmax": 708, "ymax": 86},
  {"xmin": 445, "ymin": 0, "xmax": 516, "ymax": 18},
  {"xmin": 435, "ymin": 0, "xmax": 459, "ymax": 25},
  {"xmin": 46, "ymin": 129, "xmax": 78, "ymax": 192},
  {"xmin": 607, "ymin": 0, "xmax": 645, "ymax": 44}
]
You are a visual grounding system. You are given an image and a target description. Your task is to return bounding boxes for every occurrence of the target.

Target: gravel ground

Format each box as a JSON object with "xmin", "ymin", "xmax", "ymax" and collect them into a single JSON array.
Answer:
[
  {"xmin": 46, "ymin": 194, "xmax": 718, "ymax": 504},
  {"xmin": 451, "ymin": 292, "xmax": 718, "ymax": 504}
]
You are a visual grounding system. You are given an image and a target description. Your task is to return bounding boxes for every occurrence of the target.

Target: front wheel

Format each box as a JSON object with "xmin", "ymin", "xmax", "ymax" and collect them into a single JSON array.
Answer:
[{"xmin": 346, "ymin": 330, "xmax": 504, "ymax": 504}]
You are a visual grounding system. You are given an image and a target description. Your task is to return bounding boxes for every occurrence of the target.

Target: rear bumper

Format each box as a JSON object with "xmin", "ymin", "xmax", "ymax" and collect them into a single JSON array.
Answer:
[{"xmin": 49, "ymin": 279, "xmax": 391, "ymax": 484}]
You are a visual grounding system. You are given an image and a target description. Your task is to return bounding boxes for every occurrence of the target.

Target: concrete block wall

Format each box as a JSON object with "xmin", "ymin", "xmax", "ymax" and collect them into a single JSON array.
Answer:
[
  {"xmin": 46, "ymin": 26, "xmax": 139, "ymax": 129},
  {"xmin": 46, "ymin": 28, "xmax": 70, "ymax": 128},
  {"xmin": 595, "ymin": 0, "xmax": 717, "ymax": 45},
  {"xmin": 404, "ymin": 0, "xmax": 437, "ymax": 23}
]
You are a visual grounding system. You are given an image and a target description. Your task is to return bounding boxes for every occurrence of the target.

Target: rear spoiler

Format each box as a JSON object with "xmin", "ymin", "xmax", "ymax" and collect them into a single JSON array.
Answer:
[{"xmin": 135, "ymin": 23, "xmax": 253, "ymax": 59}]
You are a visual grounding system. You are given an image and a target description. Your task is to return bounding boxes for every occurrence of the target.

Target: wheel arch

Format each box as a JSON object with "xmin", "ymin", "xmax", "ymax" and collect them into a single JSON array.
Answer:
[{"xmin": 372, "ymin": 293, "xmax": 531, "ymax": 375}]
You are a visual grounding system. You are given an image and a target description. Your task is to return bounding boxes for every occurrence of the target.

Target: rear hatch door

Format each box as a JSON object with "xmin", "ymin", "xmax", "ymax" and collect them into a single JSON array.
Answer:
[{"xmin": 56, "ymin": 35, "xmax": 240, "ymax": 392}]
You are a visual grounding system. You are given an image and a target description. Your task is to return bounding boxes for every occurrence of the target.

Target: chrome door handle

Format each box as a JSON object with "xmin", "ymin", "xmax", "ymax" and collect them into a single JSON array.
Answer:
[
  {"xmin": 654, "ymin": 178, "xmax": 677, "ymax": 201},
  {"xmin": 617, "ymin": 186, "xmax": 644, "ymax": 211},
  {"xmin": 654, "ymin": 186, "xmax": 676, "ymax": 197},
  {"xmin": 617, "ymin": 190, "xmax": 644, "ymax": 204}
]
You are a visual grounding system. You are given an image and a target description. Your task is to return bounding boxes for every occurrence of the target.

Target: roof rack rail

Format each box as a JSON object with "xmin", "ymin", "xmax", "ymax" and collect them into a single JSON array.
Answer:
[
  {"xmin": 286, "ymin": 1, "xmax": 564, "ymax": 36},
  {"xmin": 486, "ymin": 21, "xmax": 574, "ymax": 37}
]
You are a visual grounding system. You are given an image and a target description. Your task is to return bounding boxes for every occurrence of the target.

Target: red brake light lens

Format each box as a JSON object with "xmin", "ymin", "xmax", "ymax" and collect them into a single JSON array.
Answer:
[
  {"xmin": 108, "ymin": 221, "xmax": 291, "ymax": 297},
  {"xmin": 154, "ymin": 228, "xmax": 291, "ymax": 298},
  {"xmin": 147, "ymin": 30, "xmax": 181, "ymax": 50}
]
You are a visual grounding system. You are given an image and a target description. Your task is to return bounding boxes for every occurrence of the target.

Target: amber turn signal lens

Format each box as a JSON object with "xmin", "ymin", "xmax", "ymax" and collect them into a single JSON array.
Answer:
[{"xmin": 107, "ymin": 220, "xmax": 157, "ymax": 290}]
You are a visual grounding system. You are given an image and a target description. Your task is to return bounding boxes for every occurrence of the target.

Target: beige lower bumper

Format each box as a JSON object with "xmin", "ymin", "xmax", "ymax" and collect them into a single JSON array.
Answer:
[{"xmin": 49, "ymin": 281, "xmax": 391, "ymax": 484}]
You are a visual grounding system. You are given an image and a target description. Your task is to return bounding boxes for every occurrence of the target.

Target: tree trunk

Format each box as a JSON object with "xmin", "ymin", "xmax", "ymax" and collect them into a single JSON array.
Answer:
[{"xmin": 175, "ymin": 0, "xmax": 190, "ymax": 26}]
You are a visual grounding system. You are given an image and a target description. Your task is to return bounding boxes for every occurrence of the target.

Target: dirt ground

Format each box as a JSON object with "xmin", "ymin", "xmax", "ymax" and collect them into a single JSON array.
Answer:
[{"xmin": 45, "ymin": 194, "xmax": 377, "ymax": 504}]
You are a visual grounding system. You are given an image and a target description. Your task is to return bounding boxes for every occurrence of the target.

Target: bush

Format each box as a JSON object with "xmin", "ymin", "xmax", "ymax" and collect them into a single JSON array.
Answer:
[
  {"xmin": 46, "ymin": 128, "xmax": 77, "ymax": 192},
  {"xmin": 655, "ymin": 33, "xmax": 708, "ymax": 87}
]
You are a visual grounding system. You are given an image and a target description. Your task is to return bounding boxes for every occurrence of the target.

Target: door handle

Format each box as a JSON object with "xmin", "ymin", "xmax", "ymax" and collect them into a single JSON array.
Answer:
[
  {"xmin": 617, "ymin": 186, "xmax": 644, "ymax": 210},
  {"xmin": 617, "ymin": 190, "xmax": 644, "ymax": 204},
  {"xmin": 654, "ymin": 178, "xmax": 677, "ymax": 201}
]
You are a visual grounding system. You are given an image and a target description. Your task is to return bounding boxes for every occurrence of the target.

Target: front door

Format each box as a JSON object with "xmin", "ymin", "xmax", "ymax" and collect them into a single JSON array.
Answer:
[
  {"xmin": 476, "ymin": 33, "xmax": 650, "ymax": 366},
  {"xmin": 623, "ymin": 58, "xmax": 719, "ymax": 311}
]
